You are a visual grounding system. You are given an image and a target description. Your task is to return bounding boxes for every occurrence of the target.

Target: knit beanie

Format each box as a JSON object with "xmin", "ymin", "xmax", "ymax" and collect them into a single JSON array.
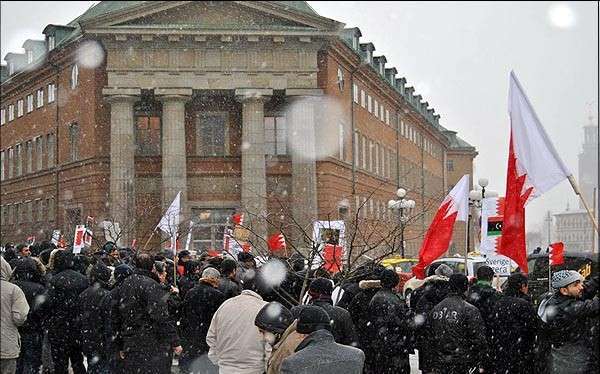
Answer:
[
  {"xmin": 296, "ymin": 306, "xmax": 331, "ymax": 334},
  {"xmin": 552, "ymin": 270, "xmax": 583, "ymax": 289},
  {"xmin": 449, "ymin": 273, "xmax": 469, "ymax": 293}
]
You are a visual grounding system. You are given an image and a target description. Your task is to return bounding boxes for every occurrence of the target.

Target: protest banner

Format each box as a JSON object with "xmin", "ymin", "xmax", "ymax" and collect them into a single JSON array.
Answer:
[
  {"xmin": 73, "ymin": 225, "xmax": 86, "ymax": 254},
  {"xmin": 484, "ymin": 253, "xmax": 513, "ymax": 276}
]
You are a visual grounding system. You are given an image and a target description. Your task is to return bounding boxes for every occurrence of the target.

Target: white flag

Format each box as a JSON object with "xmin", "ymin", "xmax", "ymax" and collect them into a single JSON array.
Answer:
[
  {"xmin": 508, "ymin": 71, "xmax": 571, "ymax": 200},
  {"xmin": 157, "ymin": 192, "xmax": 181, "ymax": 235}
]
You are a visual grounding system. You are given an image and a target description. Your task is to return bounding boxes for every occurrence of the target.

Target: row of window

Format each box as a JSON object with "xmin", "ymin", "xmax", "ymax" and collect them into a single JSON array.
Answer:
[
  {"xmin": 1, "ymin": 65, "xmax": 79, "ymax": 126},
  {"xmin": 135, "ymin": 113, "xmax": 289, "ymax": 157},
  {"xmin": 353, "ymin": 83, "xmax": 391, "ymax": 126},
  {"xmin": 353, "ymin": 131, "xmax": 395, "ymax": 180},
  {"xmin": 1, "ymin": 133, "xmax": 57, "ymax": 181},
  {"xmin": 1, "ymin": 197, "xmax": 55, "ymax": 226},
  {"xmin": 1, "ymin": 83, "xmax": 56, "ymax": 125},
  {"xmin": 400, "ymin": 120, "xmax": 442, "ymax": 159},
  {"xmin": 351, "ymin": 83, "xmax": 442, "ymax": 161}
]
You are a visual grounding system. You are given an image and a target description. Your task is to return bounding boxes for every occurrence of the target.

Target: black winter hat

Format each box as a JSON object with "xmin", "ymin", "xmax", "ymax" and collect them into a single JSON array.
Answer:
[
  {"xmin": 114, "ymin": 264, "xmax": 133, "ymax": 284},
  {"xmin": 255, "ymin": 302, "xmax": 293, "ymax": 334},
  {"xmin": 449, "ymin": 273, "xmax": 469, "ymax": 293},
  {"xmin": 90, "ymin": 261, "xmax": 112, "ymax": 285},
  {"xmin": 296, "ymin": 305, "xmax": 331, "ymax": 334},
  {"xmin": 309, "ymin": 278, "xmax": 333, "ymax": 296},
  {"xmin": 380, "ymin": 269, "xmax": 400, "ymax": 289}
]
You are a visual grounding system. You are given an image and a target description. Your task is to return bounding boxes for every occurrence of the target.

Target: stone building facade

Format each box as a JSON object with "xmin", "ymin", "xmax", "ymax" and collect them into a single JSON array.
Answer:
[{"xmin": 1, "ymin": 1, "xmax": 476, "ymax": 258}]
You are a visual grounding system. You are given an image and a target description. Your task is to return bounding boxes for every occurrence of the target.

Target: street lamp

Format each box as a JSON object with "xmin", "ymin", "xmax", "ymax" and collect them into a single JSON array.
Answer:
[
  {"xmin": 466, "ymin": 178, "xmax": 498, "ymax": 273},
  {"xmin": 388, "ymin": 188, "xmax": 416, "ymax": 258}
]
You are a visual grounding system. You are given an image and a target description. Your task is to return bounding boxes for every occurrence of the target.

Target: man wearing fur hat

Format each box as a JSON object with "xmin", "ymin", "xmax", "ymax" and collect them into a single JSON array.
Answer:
[{"xmin": 538, "ymin": 270, "xmax": 599, "ymax": 374}]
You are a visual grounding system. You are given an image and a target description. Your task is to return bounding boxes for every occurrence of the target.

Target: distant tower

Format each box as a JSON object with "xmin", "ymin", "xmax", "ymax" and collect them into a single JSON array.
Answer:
[{"xmin": 578, "ymin": 110, "xmax": 598, "ymax": 208}]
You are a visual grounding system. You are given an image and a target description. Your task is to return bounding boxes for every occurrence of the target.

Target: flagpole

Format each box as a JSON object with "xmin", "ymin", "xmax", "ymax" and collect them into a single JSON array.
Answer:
[
  {"xmin": 142, "ymin": 230, "xmax": 156, "ymax": 251},
  {"xmin": 567, "ymin": 175, "xmax": 599, "ymax": 232},
  {"xmin": 548, "ymin": 248, "xmax": 551, "ymax": 293}
]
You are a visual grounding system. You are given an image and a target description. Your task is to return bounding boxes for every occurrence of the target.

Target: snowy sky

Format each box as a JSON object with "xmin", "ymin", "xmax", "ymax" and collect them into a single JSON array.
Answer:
[{"xmin": 1, "ymin": 1, "xmax": 598, "ymax": 233}]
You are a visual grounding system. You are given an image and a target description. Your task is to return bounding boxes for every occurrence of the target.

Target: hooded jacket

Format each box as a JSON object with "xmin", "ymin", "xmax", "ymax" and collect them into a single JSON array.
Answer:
[
  {"xmin": 78, "ymin": 262, "xmax": 112, "ymax": 356},
  {"xmin": 1, "ymin": 256, "xmax": 30, "ymax": 359},
  {"xmin": 46, "ymin": 251, "xmax": 89, "ymax": 339},
  {"xmin": 10, "ymin": 258, "xmax": 47, "ymax": 333}
]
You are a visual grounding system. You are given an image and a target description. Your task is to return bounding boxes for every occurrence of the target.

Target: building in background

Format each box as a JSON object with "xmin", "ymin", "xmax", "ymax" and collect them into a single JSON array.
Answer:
[
  {"xmin": 554, "ymin": 115, "xmax": 597, "ymax": 253},
  {"xmin": 1, "ymin": 1, "xmax": 476, "ymax": 258}
]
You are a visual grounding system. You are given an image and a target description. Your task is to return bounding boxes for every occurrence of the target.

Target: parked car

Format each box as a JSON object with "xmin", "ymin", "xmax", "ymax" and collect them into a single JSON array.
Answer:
[
  {"xmin": 380, "ymin": 256, "xmax": 418, "ymax": 292},
  {"xmin": 526, "ymin": 251, "xmax": 598, "ymax": 305}
]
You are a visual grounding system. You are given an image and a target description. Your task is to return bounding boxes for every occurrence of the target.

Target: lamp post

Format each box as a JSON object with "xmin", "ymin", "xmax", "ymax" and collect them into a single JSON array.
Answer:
[
  {"xmin": 388, "ymin": 188, "xmax": 416, "ymax": 258},
  {"xmin": 467, "ymin": 178, "xmax": 498, "ymax": 274}
]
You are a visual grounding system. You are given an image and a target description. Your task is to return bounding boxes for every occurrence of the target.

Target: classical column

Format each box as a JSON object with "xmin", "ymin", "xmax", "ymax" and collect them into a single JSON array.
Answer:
[
  {"xmin": 236, "ymin": 88, "xmax": 272, "ymax": 243},
  {"xmin": 103, "ymin": 88, "xmax": 140, "ymax": 246},
  {"xmin": 156, "ymin": 88, "xmax": 192, "ymax": 219},
  {"xmin": 287, "ymin": 89, "xmax": 322, "ymax": 237}
]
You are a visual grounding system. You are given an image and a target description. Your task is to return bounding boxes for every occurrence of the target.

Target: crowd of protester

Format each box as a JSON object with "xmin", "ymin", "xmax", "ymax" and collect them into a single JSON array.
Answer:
[{"xmin": 0, "ymin": 240, "xmax": 598, "ymax": 374}]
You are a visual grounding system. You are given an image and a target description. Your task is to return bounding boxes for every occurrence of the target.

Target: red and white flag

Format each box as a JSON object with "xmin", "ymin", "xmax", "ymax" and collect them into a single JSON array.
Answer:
[
  {"xmin": 499, "ymin": 72, "xmax": 571, "ymax": 273},
  {"xmin": 232, "ymin": 213, "xmax": 244, "ymax": 226},
  {"xmin": 268, "ymin": 233, "xmax": 286, "ymax": 252},
  {"xmin": 549, "ymin": 242, "xmax": 565, "ymax": 266},
  {"xmin": 413, "ymin": 174, "xmax": 470, "ymax": 279}
]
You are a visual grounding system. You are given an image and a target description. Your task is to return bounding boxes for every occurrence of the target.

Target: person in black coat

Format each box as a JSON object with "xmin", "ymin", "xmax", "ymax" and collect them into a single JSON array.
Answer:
[
  {"xmin": 78, "ymin": 261, "xmax": 112, "ymax": 374},
  {"xmin": 466, "ymin": 265, "xmax": 499, "ymax": 373},
  {"xmin": 179, "ymin": 267, "xmax": 225, "ymax": 374},
  {"xmin": 45, "ymin": 250, "xmax": 89, "ymax": 374},
  {"xmin": 538, "ymin": 270, "xmax": 599, "ymax": 374},
  {"xmin": 429, "ymin": 273, "xmax": 487, "ymax": 374},
  {"xmin": 366, "ymin": 269, "xmax": 412, "ymax": 374},
  {"xmin": 347, "ymin": 265, "xmax": 385, "ymax": 371},
  {"xmin": 413, "ymin": 275, "xmax": 451, "ymax": 374},
  {"xmin": 218, "ymin": 258, "xmax": 241, "ymax": 300},
  {"xmin": 102, "ymin": 264, "xmax": 133, "ymax": 374},
  {"xmin": 11, "ymin": 258, "xmax": 47, "ymax": 374},
  {"xmin": 291, "ymin": 278, "xmax": 358, "ymax": 347},
  {"xmin": 178, "ymin": 260, "xmax": 202, "ymax": 300},
  {"xmin": 111, "ymin": 253, "xmax": 181, "ymax": 374},
  {"xmin": 489, "ymin": 273, "xmax": 537, "ymax": 374}
]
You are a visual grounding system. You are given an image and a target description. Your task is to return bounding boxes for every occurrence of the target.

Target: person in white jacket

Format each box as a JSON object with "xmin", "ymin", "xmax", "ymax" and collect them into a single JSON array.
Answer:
[
  {"xmin": 1, "ymin": 256, "xmax": 30, "ymax": 374},
  {"xmin": 207, "ymin": 271, "xmax": 269, "ymax": 374}
]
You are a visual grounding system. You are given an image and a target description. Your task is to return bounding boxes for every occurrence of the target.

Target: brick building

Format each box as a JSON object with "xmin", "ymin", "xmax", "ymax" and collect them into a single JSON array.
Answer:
[{"xmin": 1, "ymin": 1, "xmax": 476, "ymax": 258}]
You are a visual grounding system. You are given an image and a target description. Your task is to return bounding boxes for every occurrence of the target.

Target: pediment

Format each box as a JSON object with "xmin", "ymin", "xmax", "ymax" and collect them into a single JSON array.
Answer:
[{"xmin": 81, "ymin": 1, "xmax": 342, "ymax": 33}]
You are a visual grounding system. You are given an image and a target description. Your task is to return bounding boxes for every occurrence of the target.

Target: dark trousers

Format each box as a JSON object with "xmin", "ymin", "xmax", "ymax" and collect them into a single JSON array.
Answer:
[
  {"xmin": 16, "ymin": 331, "xmax": 43, "ymax": 374},
  {"xmin": 48, "ymin": 333, "xmax": 86, "ymax": 374}
]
